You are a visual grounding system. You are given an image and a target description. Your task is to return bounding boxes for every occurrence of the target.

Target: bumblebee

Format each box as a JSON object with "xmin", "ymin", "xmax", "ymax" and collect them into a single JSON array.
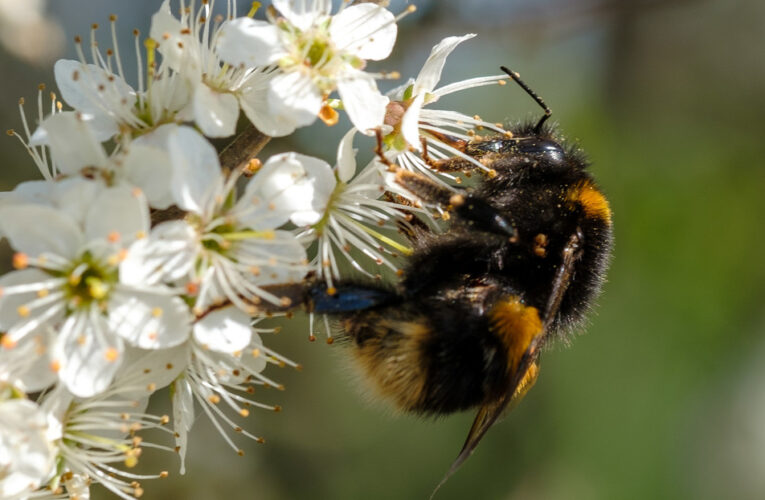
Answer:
[{"xmin": 271, "ymin": 67, "xmax": 612, "ymax": 493}]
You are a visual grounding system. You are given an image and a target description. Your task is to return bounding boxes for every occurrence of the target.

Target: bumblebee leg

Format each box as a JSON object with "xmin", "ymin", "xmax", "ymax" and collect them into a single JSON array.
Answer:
[
  {"xmin": 374, "ymin": 128, "xmax": 397, "ymax": 170},
  {"xmin": 539, "ymin": 228, "xmax": 584, "ymax": 334},
  {"xmin": 394, "ymin": 169, "xmax": 516, "ymax": 238},
  {"xmin": 419, "ymin": 134, "xmax": 482, "ymax": 173}
]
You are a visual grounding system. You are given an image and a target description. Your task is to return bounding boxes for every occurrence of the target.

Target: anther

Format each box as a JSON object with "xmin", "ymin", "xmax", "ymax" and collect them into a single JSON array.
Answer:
[{"xmin": 12, "ymin": 253, "xmax": 28, "ymax": 269}]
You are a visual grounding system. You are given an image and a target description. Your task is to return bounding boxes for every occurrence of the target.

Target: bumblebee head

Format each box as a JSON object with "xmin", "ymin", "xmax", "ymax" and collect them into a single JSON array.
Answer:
[{"xmin": 463, "ymin": 126, "xmax": 587, "ymax": 183}]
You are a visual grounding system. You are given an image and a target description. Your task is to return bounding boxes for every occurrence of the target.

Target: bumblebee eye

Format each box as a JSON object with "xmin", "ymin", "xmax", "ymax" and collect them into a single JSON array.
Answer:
[{"xmin": 515, "ymin": 138, "xmax": 565, "ymax": 165}]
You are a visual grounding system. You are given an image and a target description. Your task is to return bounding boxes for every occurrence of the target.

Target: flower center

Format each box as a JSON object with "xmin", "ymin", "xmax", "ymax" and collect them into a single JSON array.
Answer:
[{"xmin": 61, "ymin": 253, "xmax": 118, "ymax": 310}]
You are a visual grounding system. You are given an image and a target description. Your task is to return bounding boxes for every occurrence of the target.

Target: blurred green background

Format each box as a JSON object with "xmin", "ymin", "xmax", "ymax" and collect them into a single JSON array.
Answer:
[{"xmin": 1, "ymin": 0, "xmax": 764, "ymax": 498}]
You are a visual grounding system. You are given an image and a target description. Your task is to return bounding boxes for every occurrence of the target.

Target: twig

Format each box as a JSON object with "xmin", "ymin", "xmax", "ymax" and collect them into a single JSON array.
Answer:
[{"xmin": 219, "ymin": 123, "xmax": 272, "ymax": 173}]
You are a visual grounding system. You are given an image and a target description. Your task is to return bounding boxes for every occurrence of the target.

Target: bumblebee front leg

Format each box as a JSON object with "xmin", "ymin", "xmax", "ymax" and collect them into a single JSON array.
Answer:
[
  {"xmin": 419, "ymin": 133, "xmax": 494, "ymax": 175},
  {"xmin": 394, "ymin": 169, "xmax": 517, "ymax": 238}
]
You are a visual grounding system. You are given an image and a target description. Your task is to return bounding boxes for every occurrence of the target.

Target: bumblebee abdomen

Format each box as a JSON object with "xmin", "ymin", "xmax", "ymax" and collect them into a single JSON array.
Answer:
[{"xmin": 341, "ymin": 291, "xmax": 533, "ymax": 415}]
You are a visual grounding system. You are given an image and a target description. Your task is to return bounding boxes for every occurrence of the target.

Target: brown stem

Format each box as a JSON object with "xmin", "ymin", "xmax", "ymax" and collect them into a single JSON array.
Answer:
[{"xmin": 219, "ymin": 123, "xmax": 272, "ymax": 172}]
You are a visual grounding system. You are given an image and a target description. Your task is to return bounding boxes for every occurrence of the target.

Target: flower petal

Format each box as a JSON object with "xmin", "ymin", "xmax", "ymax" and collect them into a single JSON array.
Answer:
[
  {"xmin": 401, "ymin": 92, "xmax": 425, "ymax": 151},
  {"xmin": 330, "ymin": 3, "xmax": 397, "ymax": 61},
  {"xmin": 0, "ymin": 399, "xmax": 56, "ymax": 497},
  {"xmin": 0, "ymin": 204, "xmax": 83, "ymax": 259},
  {"xmin": 54, "ymin": 312, "xmax": 124, "ymax": 398},
  {"xmin": 85, "ymin": 184, "xmax": 150, "ymax": 245},
  {"xmin": 274, "ymin": 0, "xmax": 331, "ymax": 31},
  {"xmin": 337, "ymin": 71, "xmax": 388, "ymax": 134},
  {"xmin": 235, "ymin": 230, "xmax": 307, "ymax": 284},
  {"xmin": 121, "ymin": 149, "xmax": 173, "ymax": 210},
  {"xmin": 52, "ymin": 177, "xmax": 102, "ymax": 227},
  {"xmin": 216, "ymin": 17, "xmax": 285, "ymax": 67},
  {"xmin": 414, "ymin": 34, "xmax": 476, "ymax": 95},
  {"xmin": 171, "ymin": 376, "xmax": 194, "ymax": 474},
  {"xmin": 108, "ymin": 290, "xmax": 192, "ymax": 349},
  {"xmin": 249, "ymin": 152, "xmax": 335, "ymax": 227},
  {"xmin": 120, "ymin": 221, "xmax": 197, "ymax": 286},
  {"xmin": 150, "ymin": 0, "xmax": 202, "ymax": 78},
  {"xmin": 168, "ymin": 126, "xmax": 222, "ymax": 213},
  {"xmin": 193, "ymin": 84, "xmax": 239, "ymax": 138},
  {"xmin": 54, "ymin": 59, "xmax": 135, "ymax": 140},
  {"xmin": 115, "ymin": 343, "xmax": 189, "ymax": 391},
  {"xmin": 32, "ymin": 112, "xmax": 108, "ymax": 175},
  {"xmin": 239, "ymin": 70, "xmax": 299, "ymax": 137},
  {"xmin": 268, "ymin": 71, "xmax": 322, "ymax": 129},
  {"xmin": 193, "ymin": 307, "xmax": 252, "ymax": 353},
  {"xmin": 336, "ymin": 127, "xmax": 358, "ymax": 182}
]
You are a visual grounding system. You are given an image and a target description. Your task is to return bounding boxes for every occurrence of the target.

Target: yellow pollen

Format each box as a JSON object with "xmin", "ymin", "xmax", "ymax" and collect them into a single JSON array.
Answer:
[
  {"xmin": 17, "ymin": 305, "xmax": 30, "ymax": 318},
  {"xmin": 135, "ymin": 230, "xmax": 147, "ymax": 240},
  {"xmin": 12, "ymin": 253, "xmax": 28, "ymax": 269},
  {"xmin": 104, "ymin": 347, "xmax": 120, "ymax": 362},
  {"xmin": 498, "ymin": 79, "xmax": 507, "ymax": 86},
  {"xmin": 239, "ymin": 409, "xmax": 249, "ymax": 417},
  {"xmin": 251, "ymin": 348, "xmax": 260, "ymax": 358},
  {"xmin": 244, "ymin": 158, "xmax": 262, "ymax": 175},
  {"xmin": 77, "ymin": 335, "xmax": 87, "ymax": 346},
  {"xmin": 36, "ymin": 289, "xmax": 49, "ymax": 298},
  {"xmin": 160, "ymin": 471, "xmax": 169, "ymax": 479},
  {"xmin": 209, "ymin": 394, "xmax": 221, "ymax": 404},
  {"xmin": 319, "ymin": 104, "xmax": 339, "ymax": 126},
  {"xmin": 160, "ymin": 415, "xmax": 170, "ymax": 425},
  {"xmin": 147, "ymin": 383, "xmax": 156, "ymax": 391},
  {"xmin": 50, "ymin": 360, "xmax": 61, "ymax": 372},
  {"xmin": 88, "ymin": 279, "xmax": 108, "ymax": 300},
  {"xmin": 1, "ymin": 336, "xmax": 17, "ymax": 349},
  {"xmin": 125, "ymin": 456, "xmax": 138, "ymax": 468},
  {"xmin": 151, "ymin": 307, "xmax": 163, "ymax": 318}
]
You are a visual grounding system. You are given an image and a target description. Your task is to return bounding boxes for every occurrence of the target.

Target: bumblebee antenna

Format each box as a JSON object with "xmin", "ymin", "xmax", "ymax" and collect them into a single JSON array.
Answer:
[{"xmin": 500, "ymin": 66, "xmax": 551, "ymax": 134}]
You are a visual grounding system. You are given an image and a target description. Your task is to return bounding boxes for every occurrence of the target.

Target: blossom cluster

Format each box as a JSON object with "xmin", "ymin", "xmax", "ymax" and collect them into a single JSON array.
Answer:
[{"xmin": 0, "ymin": 0, "xmax": 513, "ymax": 498}]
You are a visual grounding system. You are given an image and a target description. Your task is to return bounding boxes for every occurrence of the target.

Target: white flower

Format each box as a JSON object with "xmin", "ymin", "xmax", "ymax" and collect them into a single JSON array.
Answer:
[
  {"xmin": 283, "ymin": 146, "xmax": 417, "ymax": 289},
  {"xmin": 173, "ymin": 316, "xmax": 295, "ymax": 469},
  {"xmin": 342, "ymin": 35, "xmax": 512, "ymax": 188},
  {"xmin": 0, "ymin": 327, "xmax": 57, "ymax": 393},
  {"xmin": 29, "ymin": 112, "xmax": 175, "ymax": 209},
  {"xmin": 53, "ymin": 19, "xmax": 190, "ymax": 144},
  {"xmin": 120, "ymin": 127, "xmax": 308, "ymax": 315},
  {"xmin": 150, "ymin": 0, "xmax": 267, "ymax": 137},
  {"xmin": 42, "ymin": 347, "xmax": 185, "ymax": 500},
  {"xmin": 0, "ymin": 398, "xmax": 56, "ymax": 499},
  {"xmin": 217, "ymin": 0, "xmax": 402, "ymax": 134},
  {"xmin": 0, "ymin": 179, "xmax": 192, "ymax": 397}
]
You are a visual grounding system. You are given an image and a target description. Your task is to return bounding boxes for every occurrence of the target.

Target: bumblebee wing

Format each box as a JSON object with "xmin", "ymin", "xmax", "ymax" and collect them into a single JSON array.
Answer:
[
  {"xmin": 430, "ymin": 230, "xmax": 584, "ymax": 498},
  {"xmin": 429, "ymin": 359, "xmax": 540, "ymax": 500}
]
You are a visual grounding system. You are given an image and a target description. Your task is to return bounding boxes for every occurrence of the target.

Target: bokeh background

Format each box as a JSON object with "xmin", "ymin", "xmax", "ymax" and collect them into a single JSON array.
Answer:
[{"xmin": 1, "ymin": 0, "xmax": 764, "ymax": 498}]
